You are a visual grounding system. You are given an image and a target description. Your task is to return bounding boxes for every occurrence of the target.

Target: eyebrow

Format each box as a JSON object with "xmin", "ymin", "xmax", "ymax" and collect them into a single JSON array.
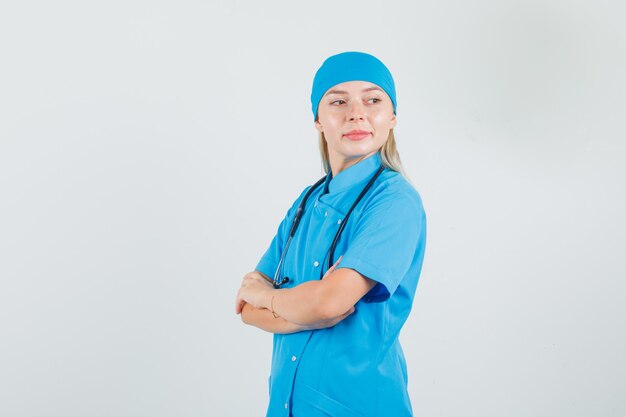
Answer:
[{"xmin": 324, "ymin": 86, "xmax": 384, "ymax": 96}]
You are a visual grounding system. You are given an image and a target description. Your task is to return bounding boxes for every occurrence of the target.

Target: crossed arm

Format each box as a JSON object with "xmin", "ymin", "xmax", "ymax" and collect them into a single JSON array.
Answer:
[{"xmin": 235, "ymin": 258, "xmax": 377, "ymax": 334}]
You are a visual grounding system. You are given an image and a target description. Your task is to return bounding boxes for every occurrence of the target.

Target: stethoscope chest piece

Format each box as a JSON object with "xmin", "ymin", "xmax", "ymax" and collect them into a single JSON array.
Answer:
[{"xmin": 273, "ymin": 277, "xmax": 290, "ymax": 289}]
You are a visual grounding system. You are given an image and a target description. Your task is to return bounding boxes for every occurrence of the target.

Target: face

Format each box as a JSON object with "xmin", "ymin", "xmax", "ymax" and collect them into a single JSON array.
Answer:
[{"xmin": 315, "ymin": 80, "xmax": 396, "ymax": 174}]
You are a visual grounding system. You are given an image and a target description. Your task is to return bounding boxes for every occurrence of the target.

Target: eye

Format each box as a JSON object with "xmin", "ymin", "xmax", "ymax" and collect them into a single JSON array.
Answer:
[
  {"xmin": 369, "ymin": 98, "xmax": 382, "ymax": 104},
  {"xmin": 330, "ymin": 99, "xmax": 346, "ymax": 105}
]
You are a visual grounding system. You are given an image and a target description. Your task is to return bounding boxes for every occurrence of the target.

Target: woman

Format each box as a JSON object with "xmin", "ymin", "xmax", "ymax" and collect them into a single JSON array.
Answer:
[{"xmin": 235, "ymin": 51, "xmax": 427, "ymax": 417}]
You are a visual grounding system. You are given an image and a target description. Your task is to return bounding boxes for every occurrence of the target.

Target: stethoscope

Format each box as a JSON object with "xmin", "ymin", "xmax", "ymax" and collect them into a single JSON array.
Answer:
[{"xmin": 270, "ymin": 164, "xmax": 385, "ymax": 288}]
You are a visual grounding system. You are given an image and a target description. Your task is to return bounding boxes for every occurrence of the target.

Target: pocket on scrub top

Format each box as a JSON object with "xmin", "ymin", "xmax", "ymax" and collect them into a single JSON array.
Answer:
[{"xmin": 292, "ymin": 383, "xmax": 367, "ymax": 417}]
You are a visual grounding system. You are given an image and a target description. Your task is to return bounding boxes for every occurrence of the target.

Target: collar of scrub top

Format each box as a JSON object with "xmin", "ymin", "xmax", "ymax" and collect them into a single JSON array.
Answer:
[{"xmin": 322, "ymin": 151, "xmax": 383, "ymax": 196}]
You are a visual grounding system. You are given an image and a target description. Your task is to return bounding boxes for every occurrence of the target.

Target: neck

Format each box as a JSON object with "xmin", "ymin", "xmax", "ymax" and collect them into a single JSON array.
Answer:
[{"xmin": 329, "ymin": 151, "xmax": 377, "ymax": 177}]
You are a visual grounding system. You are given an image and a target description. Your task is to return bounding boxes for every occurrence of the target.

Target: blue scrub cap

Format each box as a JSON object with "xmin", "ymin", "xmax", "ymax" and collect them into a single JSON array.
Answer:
[{"xmin": 310, "ymin": 51, "xmax": 397, "ymax": 121}]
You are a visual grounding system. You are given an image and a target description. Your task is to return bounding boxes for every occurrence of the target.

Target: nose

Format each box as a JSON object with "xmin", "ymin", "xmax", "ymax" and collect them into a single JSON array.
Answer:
[{"xmin": 347, "ymin": 100, "xmax": 365, "ymax": 121}]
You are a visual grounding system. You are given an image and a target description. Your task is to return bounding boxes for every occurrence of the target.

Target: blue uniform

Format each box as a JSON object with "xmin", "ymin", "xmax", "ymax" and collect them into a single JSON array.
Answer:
[{"xmin": 255, "ymin": 151, "xmax": 427, "ymax": 417}]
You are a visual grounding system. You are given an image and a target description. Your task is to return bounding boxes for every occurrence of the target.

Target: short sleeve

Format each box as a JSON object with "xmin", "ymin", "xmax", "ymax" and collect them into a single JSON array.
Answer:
[
  {"xmin": 255, "ymin": 185, "xmax": 312, "ymax": 280},
  {"xmin": 337, "ymin": 188, "xmax": 426, "ymax": 303}
]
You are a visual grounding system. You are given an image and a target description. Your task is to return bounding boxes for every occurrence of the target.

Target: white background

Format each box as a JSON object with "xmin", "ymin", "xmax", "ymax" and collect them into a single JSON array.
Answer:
[{"xmin": 1, "ymin": 1, "xmax": 624, "ymax": 416}]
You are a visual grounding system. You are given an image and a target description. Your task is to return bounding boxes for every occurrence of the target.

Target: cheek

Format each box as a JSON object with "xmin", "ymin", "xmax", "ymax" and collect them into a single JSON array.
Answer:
[
  {"xmin": 371, "ymin": 115, "xmax": 393, "ymax": 131},
  {"xmin": 371, "ymin": 109, "xmax": 393, "ymax": 122},
  {"xmin": 320, "ymin": 117, "xmax": 343, "ymax": 135},
  {"xmin": 318, "ymin": 105, "xmax": 342, "ymax": 122}
]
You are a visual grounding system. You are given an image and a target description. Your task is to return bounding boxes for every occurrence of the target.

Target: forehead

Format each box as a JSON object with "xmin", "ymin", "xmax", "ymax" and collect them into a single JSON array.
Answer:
[{"xmin": 323, "ymin": 80, "xmax": 385, "ymax": 96}]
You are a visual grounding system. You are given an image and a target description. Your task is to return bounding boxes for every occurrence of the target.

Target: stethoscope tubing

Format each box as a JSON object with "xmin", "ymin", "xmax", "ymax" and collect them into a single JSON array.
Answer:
[{"xmin": 272, "ymin": 165, "xmax": 385, "ymax": 288}]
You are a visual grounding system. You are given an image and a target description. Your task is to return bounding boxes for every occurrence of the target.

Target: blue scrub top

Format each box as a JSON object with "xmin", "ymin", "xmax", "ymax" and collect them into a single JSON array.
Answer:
[{"xmin": 255, "ymin": 151, "xmax": 427, "ymax": 417}]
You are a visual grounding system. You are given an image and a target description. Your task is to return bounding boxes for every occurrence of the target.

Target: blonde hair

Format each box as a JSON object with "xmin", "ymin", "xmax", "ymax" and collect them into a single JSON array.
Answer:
[{"xmin": 317, "ymin": 129, "xmax": 412, "ymax": 184}]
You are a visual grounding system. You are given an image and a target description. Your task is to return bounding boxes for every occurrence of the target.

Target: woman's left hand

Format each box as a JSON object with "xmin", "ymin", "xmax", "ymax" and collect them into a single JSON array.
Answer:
[{"xmin": 235, "ymin": 271, "xmax": 275, "ymax": 314}]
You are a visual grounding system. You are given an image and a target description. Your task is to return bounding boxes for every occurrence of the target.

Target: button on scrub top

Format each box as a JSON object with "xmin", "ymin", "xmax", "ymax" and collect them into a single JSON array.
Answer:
[{"xmin": 255, "ymin": 151, "xmax": 427, "ymax": 417}]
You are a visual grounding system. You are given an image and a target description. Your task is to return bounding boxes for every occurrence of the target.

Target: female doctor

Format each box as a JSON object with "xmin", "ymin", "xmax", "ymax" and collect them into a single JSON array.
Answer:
[{"xmin": 235, "ymin": 51, "xmax": 427, "ymax": 417}]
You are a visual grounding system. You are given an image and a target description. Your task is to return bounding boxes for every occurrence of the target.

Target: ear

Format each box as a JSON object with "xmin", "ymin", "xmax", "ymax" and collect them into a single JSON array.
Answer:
[
  {"xmin": 315, "ymin": 120, "xmax": 323, "ymax": 133},
  {"xmin": 390, "ymin": 114, "xmax": 397, "ymax": 129}
]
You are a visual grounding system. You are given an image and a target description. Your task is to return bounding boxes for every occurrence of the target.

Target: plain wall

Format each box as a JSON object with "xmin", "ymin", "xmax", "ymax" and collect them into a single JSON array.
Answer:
[{"xmin": 1, "ymin": 1, "xmax": 624, "ymax": 416}]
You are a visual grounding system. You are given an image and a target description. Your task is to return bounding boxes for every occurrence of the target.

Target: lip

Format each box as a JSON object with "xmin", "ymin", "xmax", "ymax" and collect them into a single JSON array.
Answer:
[{"xmin": 344, "ymin": 130, "xmax": 371, "ymax": 140}]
